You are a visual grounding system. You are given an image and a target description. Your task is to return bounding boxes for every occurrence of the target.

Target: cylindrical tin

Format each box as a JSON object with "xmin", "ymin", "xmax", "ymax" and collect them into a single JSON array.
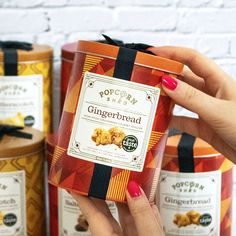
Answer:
[
  {"xmin": 61, "ymin": 42, "xmax": 77, "ymax": 111},
  {"xmin": 49, "ymin": 40, "xmax": 184, "ymax": 203},
  {"xmin": 0, "ymin": 44, "xmax": 53, "ymax": 133},
  {"xmin": 46, "ymin": 134, "xmax": 118, "ymax": 236},
  {"xmin": 158, "ymin": 133, "xmax": 233, "ymax": 236},
  {"xmin": 46, "ymin": 134, "xmax": 58, "ymax": 236},
  {"xmin": 0, "ymin": 127, "xmax": 45, "ymax": 236}
]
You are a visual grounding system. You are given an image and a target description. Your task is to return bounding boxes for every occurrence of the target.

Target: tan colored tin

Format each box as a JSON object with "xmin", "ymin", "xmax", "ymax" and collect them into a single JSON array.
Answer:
[
  {"xmin": 0, "ymin": 44, "xmax": 53, "ymax": 133},
  {"xmin": 0, "ymin": 127, "xmax": 46, "ymax": 236}
]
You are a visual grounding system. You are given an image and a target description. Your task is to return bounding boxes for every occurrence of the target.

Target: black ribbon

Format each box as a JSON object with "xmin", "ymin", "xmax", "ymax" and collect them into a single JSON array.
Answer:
[
  {"xmin": 0, "ymin": 124, "xmax": 33, "ymax": 141},
  {"xmin": 101, "ymin": 34, "xmax": 155, "ymax": 55},
  {"xmin": 88, "ymin": 38, "xmax": 138, "ymax": 199},
  {"xmin": 168, "ymin": 129, "xmax": 195, "ymax": 173},
  {"xmin": 0, "ymin": 41, "xmax": 33, "ymax": 75},
  {"xmin": 0, "ymin": 41, "xmax": 32, "ymax": 51}
]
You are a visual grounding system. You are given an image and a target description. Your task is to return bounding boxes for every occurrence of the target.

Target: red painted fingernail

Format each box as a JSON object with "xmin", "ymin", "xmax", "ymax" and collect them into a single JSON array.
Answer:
[
  {"xmin": 127, "ymin": 181, "xmax": 142, "ymax": 198},
  {"xmin": 161, "ymin": 75, "xmax": 178, "ymax": 90}
]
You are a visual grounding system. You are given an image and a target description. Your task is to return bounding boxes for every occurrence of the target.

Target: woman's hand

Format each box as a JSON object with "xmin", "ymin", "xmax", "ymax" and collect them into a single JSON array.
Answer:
[
  {"xmin": 71, "ymin": 181, "xmax": 164, "ymax": 236},
  {"xmin": 150, "ymin": 46, "xmax": 236, "ymax": 163}
]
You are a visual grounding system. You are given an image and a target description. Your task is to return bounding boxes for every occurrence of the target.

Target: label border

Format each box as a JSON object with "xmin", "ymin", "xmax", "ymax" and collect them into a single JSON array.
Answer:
[
  {"xmin": 0, "ymin": 170, "xmax": 27, "ymax": 236},
  {"xmin": 67, "ymin": 72, "xmax": 160, "ymax": 172}
]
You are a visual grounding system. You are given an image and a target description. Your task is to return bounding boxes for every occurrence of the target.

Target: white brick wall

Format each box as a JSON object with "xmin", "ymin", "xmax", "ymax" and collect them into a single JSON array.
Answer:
[
  {"xmin": 0, "ymin": 7, "xmax": 235, "ymax": 138},
  {"xmin": 1, "ymin": 1, "xmax": 236, "ymax": 64},
  {"xmin": 0, "ymin": 2, "xmax": 235, "ymax": 150}
]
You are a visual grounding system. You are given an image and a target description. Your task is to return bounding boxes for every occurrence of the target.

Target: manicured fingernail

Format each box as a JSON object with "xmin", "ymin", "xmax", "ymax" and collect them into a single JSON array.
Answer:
[
  {"xmin": 161, "ymin": 75, "xmax": 178, "ymax": 90},
  {"xmin": 127, "ymin": 181, "xmax": 142, "ymax": 198}
]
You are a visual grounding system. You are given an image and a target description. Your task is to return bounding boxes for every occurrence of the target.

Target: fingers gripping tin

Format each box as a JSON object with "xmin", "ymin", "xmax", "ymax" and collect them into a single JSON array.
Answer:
[
  {"xmin": 49, "ymin": 40, "xmax": 183, "ymax": 202},
  {"xmin": 158, "ymin": 131, "xmax": 233, "ymax": 236}
]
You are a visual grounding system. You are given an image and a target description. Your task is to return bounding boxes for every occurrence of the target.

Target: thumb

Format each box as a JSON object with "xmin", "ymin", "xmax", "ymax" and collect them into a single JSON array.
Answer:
[
  {"xmin": 126, "ymin": 181, "xmax": 164, "ymax": 236},
  {"xmin": 161, "ymin": 75, "xmax": 220, "ymax": 122}
]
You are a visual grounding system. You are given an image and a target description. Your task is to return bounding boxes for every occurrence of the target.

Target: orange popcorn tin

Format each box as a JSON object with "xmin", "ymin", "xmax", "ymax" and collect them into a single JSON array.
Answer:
[
  {"xmin": 61, "ymin": 42, "xmax": 77, "ymax": 112},
  {"xmin": 158, "ymin": 131, "xmax": 233, "ymax": 236},
  {"xmin": 46, "ymin": 134, "xmax": 119, "ymax": 236},
  {"xmin": 49, "ymin": 38, "xmax": 183, "ymax": 202}
]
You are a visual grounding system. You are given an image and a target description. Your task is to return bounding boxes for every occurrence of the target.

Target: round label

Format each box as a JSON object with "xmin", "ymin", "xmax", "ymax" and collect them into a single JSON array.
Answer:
[
  {"xmin": 122, "ymin": 135, "xmax": 138, "ymax": 152},
  {"xmin": 199, "ymin": 214, "xmax": 212, "ymax": 227},
  {"xmin": 3, "ymin": 213, "xmax": 17, "ymax": 227},
  {"xmin": 24, "ymin": 115, "xmax": 35, "ymax": 127}
]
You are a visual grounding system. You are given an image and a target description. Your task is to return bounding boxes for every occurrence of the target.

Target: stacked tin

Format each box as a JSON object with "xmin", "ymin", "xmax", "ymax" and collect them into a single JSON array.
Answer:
[
  {"xmin": 158, "ymin": 131, "xmax": 233, "ymax": 236},
  {"xmin": 0, "ymin": 127, "xmax": 46, "ymax": 236}
]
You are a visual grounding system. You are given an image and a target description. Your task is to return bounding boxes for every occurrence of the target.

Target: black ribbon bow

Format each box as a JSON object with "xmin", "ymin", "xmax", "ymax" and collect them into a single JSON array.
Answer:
[
  {"xmin": 0, "ymin": 41, "xmax": 33, "ymax": 51},
  {"xmin": 0, "ymin": 125, "xmax": 33, "ymax": 141},
  {"xmin": 101, "ymin": 34, "xmax": 155, "ymax": 55},
  {"xmin": 0, "ymin": 40, "xmax": 33, "ymax": 76}
]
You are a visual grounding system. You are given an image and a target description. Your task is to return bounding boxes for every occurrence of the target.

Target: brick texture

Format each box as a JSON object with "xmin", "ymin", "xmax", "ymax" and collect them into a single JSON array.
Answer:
[{"xmin": 1, "ymin": 0, "xmax": 236, "ymax": 156}]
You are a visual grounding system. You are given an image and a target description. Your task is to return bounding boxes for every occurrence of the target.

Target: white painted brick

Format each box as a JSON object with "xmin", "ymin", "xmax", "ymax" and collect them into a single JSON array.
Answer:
[
  {"xmin": 68, "ymin": 0, "xmax": 104, "ymax": 5},
  {"xmin": 102, "ymin": 31, "xmax": 169, "ymax": 46},
  {"xmin": 0, "ymin": 10, "xmax": 48, "ymax": 33},
  {"xmin": 36, "ymin": 33, "xmax": 67, "ymax": 59},
  {"xmin": 105, "ymin": 0, "xmax": 135, "ymax": 6},
  {"xmin": 116, "ymin": 8, "xmax": 177, "ymax": 31},
  {"xmin": 0, "ymin": 0, "xmax": 10, "ymax": 7},
  {"xmin": 216, "ymin": 60, "xmax": 236, "ymax": 80},
  {"xmin": 0, "ymin": 0, "xmax": 15, "ymax": 7},
  {"xmin": 177, "ymin": 0, "xmax": 223, "ymax": 7},
  {"xmin": 167, "ymin": 34, "xmax": 197, "ymax": 48},
  {"xmin": 134, "ymin": 0, "xmax": 171, "ymax": 6},
  {"xmin": 67, "ymin": 32, "xmax": 101, "ymax": 42},
  {"xmin": 49, "ymin": 7, "xmax": 114, "ymax": 32},
  {"xmin": 196, "ymin": 36, "xmax": 230, "ymax": 58},
  {"xmin": 230, "ymin": 36, "xmax": 236, "ymax": 57},
  {"xmin": 223, "ymin": 0, "xmax": 236, "ymax": 7},
  {"xmin": 9, "ymin": 0, "xmax": 44, "ymax": 7},
  {"xmin": 178, "ymin": 9, "xmax": 236, "ymax": 33},
  {"xmin": 105, "ymin": 0, "xmax": 171, "ymax": 6},
  {"xmin": 1, "ymin": 34, "xmax": 35, "ymax": 43},
  {"xmin": 43, "ymin": 0, "xmax": 68, "ymax": 7}
]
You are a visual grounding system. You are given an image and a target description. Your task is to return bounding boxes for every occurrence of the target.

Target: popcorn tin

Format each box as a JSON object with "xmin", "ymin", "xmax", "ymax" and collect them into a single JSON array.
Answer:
[
  {"xmin": 0, "ymin": 42, "xmax": 53, "ymax": 133},
  {"xmin": 46, "ymin": 134, "xmax": 118, "ymax": 236},
  {"xmin": 49, "ymin": 39, "xmax": 183, "ymax": 202},
  {"xmin": 0, "ymin": 126, "xmax": 45, "ymax": 236},
  {"xmin": 158, "ymin": 131, "xmax": 233, "ymax": 236},
  {"xmin": 61, "ymin": 42, "xmax": 77, "ymax": 111},
  {"xmin": 46, "ymin": 134, "xmax": 58, "ymax": 236}
]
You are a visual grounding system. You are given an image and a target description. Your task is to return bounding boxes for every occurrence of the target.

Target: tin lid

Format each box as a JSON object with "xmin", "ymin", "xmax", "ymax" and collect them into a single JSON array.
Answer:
[
  {"xmin": 77, "ymin": 40, "xmax": 184, "ymax": 75},
  {"xmin": 165, "ymin": 134, "xmax": 219, "ymax": 157},
  {"xmin": 0, "ymin": 44, "xmax": 53, "ymax": 62},
  {"xmin": 0, "ymin": 127, "xmax": 45, "ymax": 158},
  {"xmin": 61, "ymin": 42, "xmax": 77, "ymax": 61}
]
